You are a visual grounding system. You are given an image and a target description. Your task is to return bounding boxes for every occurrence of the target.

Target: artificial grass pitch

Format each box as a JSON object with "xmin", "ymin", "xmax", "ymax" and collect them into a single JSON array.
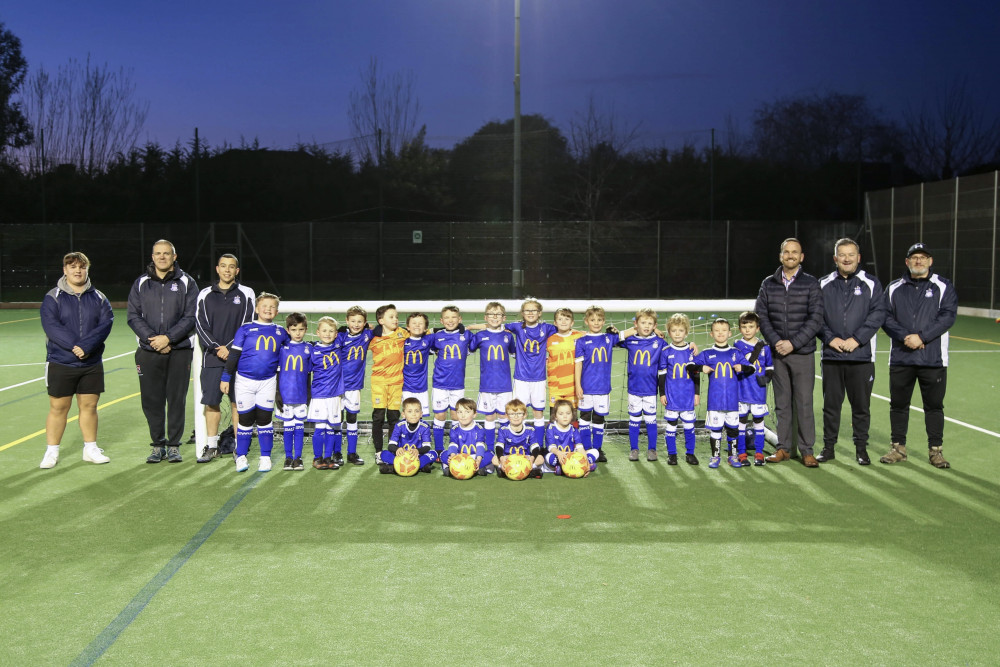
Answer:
[
  {"xmin": 1, "ymin": 445, "xmax": 998, "ymax": 666},
  {"xmin": 1, "ymin": 310, "xmax": 999, "ymax": 665}
]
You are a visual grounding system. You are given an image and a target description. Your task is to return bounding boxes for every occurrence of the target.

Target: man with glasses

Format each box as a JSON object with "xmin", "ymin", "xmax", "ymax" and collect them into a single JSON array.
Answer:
[{"xmin": 880, "ymin": 243, "xmax": 957, "ymax": 469}]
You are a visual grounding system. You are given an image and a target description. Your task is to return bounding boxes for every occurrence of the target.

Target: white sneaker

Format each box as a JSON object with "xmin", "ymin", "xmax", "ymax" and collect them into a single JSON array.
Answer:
[
  {"xmin": 83, "ymin": 446, "xmax": 110, "ymax": 464},
  {"xmin": 235, "ymin": 455, "xmax": 249, "ymax": 472},
  {"xmin": 258, "ymin": 456, "xmax": 272, "ymax": 472},
  {"xmin": 40, "ymin": 448, "xmax": 59, "ymax": 469}
]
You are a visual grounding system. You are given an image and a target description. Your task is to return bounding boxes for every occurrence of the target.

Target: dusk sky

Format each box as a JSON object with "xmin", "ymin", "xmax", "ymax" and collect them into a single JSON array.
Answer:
[{"xmin": 5, "ymin": 1, "xmax": 999, "ymax": 152}]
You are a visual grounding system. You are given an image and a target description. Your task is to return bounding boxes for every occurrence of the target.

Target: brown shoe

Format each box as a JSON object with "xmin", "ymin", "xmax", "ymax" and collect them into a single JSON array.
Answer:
[
  {"xmin": 765, "ymin": 448, "xmax": 790, "ymax": 463},
  {"xmin": 880, "ymin": 443, "xmax": 907, "ymax": 464},
  {"xmin": 802, "ymin": 454, "xmax": 819, "ymax": 468},
  {"xmin": 928, "ymin": 446, "xmax": 950, "ymax": 469}
]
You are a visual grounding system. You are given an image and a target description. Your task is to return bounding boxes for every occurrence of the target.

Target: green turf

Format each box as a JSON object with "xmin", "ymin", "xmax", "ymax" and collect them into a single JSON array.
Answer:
[{"xmin": 1, "ymin": 310, "xmax": 999, "ymax": 665}]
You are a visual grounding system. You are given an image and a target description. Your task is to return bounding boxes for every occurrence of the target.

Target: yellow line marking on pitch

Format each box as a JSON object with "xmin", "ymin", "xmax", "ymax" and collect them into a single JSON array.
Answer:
[
  {"xmin": 951, "ymin": 335, "xmax": 1000, "ymax": 346},
  {"xmin": 0, "ymin": 316, "xmax": 40, "ymax": 325},
  {"xmin": 0, "ymin": 392, "xmax": 140, "ymax": 452}
]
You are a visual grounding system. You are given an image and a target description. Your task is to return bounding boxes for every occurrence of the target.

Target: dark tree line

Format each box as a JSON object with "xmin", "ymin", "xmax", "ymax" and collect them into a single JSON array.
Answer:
[{"xmin": 3, "ymin": 20, "xmax": 999, "ymax": 226}]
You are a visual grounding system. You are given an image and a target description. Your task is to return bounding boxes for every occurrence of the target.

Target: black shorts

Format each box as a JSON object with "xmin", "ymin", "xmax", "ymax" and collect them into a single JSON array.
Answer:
[
  {"xmin": 46, "ymin": 362, "xmax": 105, "ymax": 398},
  {"xmin": 200, "ymin": 366, "xmax": 232, "ymax": 405}
]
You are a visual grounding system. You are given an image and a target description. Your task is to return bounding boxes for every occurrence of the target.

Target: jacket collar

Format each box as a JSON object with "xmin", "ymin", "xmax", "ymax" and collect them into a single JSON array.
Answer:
[
  {"xmin": 57, "ymin": 275, "xmax": 92, "ymax": 296},
  {"xmin": 146, "ymin": 262, "xmax": 180, "ymax": 282}
]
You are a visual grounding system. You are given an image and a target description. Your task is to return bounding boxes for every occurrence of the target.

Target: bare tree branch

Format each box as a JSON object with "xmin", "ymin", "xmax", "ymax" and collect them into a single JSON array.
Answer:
[{"xmin": 347, "ymin": 56, "xmax": 421, "ymax": 167}]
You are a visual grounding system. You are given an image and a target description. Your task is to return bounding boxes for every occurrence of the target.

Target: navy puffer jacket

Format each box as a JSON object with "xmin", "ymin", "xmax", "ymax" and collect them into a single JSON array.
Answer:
[{"xmin": 755, "ymin": 267, "xmax": 824, "ymax": 355}]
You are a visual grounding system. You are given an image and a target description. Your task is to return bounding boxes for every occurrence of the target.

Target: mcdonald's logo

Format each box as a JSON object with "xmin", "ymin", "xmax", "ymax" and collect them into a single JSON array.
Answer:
[
  {"xmin": 255, "ymin": 336, "xmax": 277, "ymax": 352},
  {"xmin": 405, "ymin": 350, "xmax": 424, "ymax": 365},
  {"xmin": 460, "ymin": 444, "xmax": 476, "ymax": 455},
  {"xmin": 590, "ymin": 347, "xmax": 608, "ymax": 364},
  {"xmin": 753, "ymin": 359, "xmax": 763, "ymax": 374},
  {"xmin": 556, "ymin": 444, "xmax": 572, "ymax": 453},
  {"xmin": 284, "ymin": 355, "xmax": 304, "ymax": 372},
  {"xmin": 486, "ymin": 344, "xmax": 506, "ymax": 361},
  {"xmin": 714, "ymin": 362, "xmax": 734, "ymax": 378},
  {"xmin": 632, "ymin": 349, "xmax": 651, "ymax": 366},
  {"xmin": 511, "ymin": 445, "xmax": 525, "ymax": 455},
  {"xmin": 442, "ymin": 344, "xmax": 462, "ymax": 360},
  {"xmin": 522, "ymin": 339, "xmax": 540, "ymax": 354},
  {"xmin": 322, "ymin": 351, "xmax": 340, "ymax": 369},
  {"xmin": 671, "ymin": 363, "xmax": 688, "ymax": 379},
  {"xmin": 346, "ymin": 346, "xmax": 365, "ymax": 361}
]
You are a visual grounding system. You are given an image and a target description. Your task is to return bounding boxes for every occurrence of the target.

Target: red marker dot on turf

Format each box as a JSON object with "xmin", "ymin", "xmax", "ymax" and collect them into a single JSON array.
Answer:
[{"xmin": 557, "ymin": 514, "xmax": 571, "ymax": 519}]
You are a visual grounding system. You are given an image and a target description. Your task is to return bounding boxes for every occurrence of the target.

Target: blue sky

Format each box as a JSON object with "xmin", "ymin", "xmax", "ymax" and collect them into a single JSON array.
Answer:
[{"xmin": 5, "ymin": 0, "xmax": 998, "ymax": 151}]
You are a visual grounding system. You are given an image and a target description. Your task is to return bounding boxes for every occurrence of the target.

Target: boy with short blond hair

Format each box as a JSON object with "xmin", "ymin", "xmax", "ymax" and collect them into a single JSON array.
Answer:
[
  {"xmin": 430, "ymin": 306, "xmax": 471, "ymax": 456},
  {"xmin": 308, "ymin": 316, "xmax": 344, "ymax": 470},
  {"xmin": 336, "ymin": 306, "xmax": 373, "ymax": 465},
  {"xmin": 658, "ymin": 313, "xmax": 701, "ymax": 465},
  {"xmin": 221, "ymin": 293, "xmax": 289, "ymax": 473},
  {"xmin": 574, "ymin": 305, "xmax": 623, "ymax": 461},
  {"xmin": 469, "ymin": 302, "xmax": 516, "ymax": 449},
  {"xmin": 442, "ymin": 397, "xmax": 487, "ymax": 477},
  {"xmin": 618, "ymin": 308, "xmax": 663, "ymax": 461},
  {"xmin": 693, "ymin": 318, "xmax": 745, "ymax": 468},
  {"xmin": 505, "ymin": 298, "xmax": 559, "ymax": 440}
]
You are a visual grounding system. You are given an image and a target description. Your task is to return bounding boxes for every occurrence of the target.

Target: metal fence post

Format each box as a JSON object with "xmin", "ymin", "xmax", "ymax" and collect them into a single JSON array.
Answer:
[
  {"xmin": 992, "ymin": 170, "xmax": 998, "ymax": 312},
  {"xmin": 953, "ymin": 177, "xmax": 959, "ymax": 277}
]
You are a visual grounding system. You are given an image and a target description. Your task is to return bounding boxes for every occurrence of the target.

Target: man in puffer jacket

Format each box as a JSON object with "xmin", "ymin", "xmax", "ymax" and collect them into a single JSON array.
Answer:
[
  {"xmin": 39, "ymin": 251, "xmax": 114, "ymax": 469},
  {"xmin": 880, "ymin": 243, "xmax": 957, "ymax": 469},
  {"xmin": 755, "ymin": 238, "xmax": 825, "ymax": 467},
  {"xmin": 127, "ymin": 239, "xmax": 199, "ymax": 464},
  {"xmin": 817, "ymin": 238, "xmax": 885, "ymax": 466}
]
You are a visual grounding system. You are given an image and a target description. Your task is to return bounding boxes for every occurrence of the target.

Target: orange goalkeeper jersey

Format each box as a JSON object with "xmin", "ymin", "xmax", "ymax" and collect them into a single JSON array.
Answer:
[
  {"xmin": 546, "ymin": 330, "xmax": 584, "ymax": 396},
  {"xmin": 370, "ymin": 327, "xmax": 409, "ymax": 385}
]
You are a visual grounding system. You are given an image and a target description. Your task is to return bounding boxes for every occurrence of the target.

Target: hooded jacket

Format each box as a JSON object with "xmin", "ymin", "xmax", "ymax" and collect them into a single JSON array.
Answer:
[{"xmin": 41, "ymin": 276, "xmax": 114, "ymax": 367}]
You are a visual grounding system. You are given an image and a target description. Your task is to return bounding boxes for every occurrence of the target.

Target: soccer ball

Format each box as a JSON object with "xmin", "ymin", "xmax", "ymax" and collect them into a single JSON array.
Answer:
[
  {"xmin": 503, "ymin": 454, "xmax": 532, "ymax": 481},
  {"xmin": 561, "ymin": 451, "xmax": 591, "ymax": 478},
  {"xmin": 448, "ymin": 452, "xmax": 478, "ymax": 480},
  {"xmin": 393, "ymin": 449, "xmax": 420, "ymax": 477}
]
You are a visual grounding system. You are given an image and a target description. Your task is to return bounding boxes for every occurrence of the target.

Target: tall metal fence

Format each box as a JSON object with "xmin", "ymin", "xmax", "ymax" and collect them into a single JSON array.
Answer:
[
  {"xmin": 867, "ymin": 171, "xmax": 999, "ymax": 312},
  {"xmin": 1, "ymin": 219, "xmax": 854, "ymax": 303}
]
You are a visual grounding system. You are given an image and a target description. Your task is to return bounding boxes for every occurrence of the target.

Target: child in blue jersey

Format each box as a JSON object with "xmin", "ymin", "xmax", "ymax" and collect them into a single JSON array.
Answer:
[
  {"xmin": 574, "ymin": 305, "xmax": 630, "ymax": 461},
  {"xmin": 378, "ymin": 397, "xmax": 436, "ymax": 475},
  {"xmin": 544, "ymin": 399, "xmax": 599, "ymax": 475},
  {"xmin": 430, "ymin": 306, "xmax": 471, "ymax": 456},
  {"xmin": 469, "ymin": 302, "xmax": 516, "ymax": 450},
  {"xmin": 401, "ymin": 313, "xmax": 431, "ymax": 418},
  {"xmin": 493, "ymin": 399, "xmax": 544, "ymax": 478},
  {"xmin": 694, "ymin": 318, "xmax": 745, "ymax": 469},
  {"xmin": 658, "ymin": 313, "xmax": 701, "ymax": 466},
  {"xmin": 505, "ymin": 298, "xmax": 559, "ymax": 440},
  {"xmin": 735, "ymin": 311, "xmax": 773, "ymax": 466},
  {"xmin": 220, "ymin": 293, "xmax": 290, "ymax": 473},
  {"xmin": 277, "ymin": 312, "xmax": 312, "ymax": 470},
  {"xmin": 442, "ymin": 398, "xmax": 488, "ymax": 477},
  {"xmin": 308, "ymin": 317, "xmax": 345, "ymax": 470},
  {"xmin": 336, "ymin": 305, "xmax": 373, "ymax": 466},
  {"xmin": 618, "ymin": 308, "xmax": 663, "ymax": 461}
]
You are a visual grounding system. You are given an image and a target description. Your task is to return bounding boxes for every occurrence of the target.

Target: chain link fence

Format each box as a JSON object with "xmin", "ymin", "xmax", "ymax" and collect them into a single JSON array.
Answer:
[
  {"xmin": 867, "ymin": 170, "xmax": 998, "ymax": 312},
  {"xmin": 2, "ymin": 219, "xmax": 854, "ymax": 303}
]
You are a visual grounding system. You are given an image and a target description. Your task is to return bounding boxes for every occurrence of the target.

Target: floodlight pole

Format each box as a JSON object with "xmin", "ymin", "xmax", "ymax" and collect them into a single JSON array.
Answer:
[{"xmin": 512, "ymin": 0, "xmax": 523, "ymax": 299}]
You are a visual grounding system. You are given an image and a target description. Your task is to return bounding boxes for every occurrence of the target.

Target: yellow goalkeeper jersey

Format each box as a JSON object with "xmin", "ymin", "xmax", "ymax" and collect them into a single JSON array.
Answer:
[
  {"xmin": 370, "ymin": 327, "xmax": 409, "ymax": 385},
  {"xmin": 546, "ymin": 330, "xmax": 584, "ymax": 396}
]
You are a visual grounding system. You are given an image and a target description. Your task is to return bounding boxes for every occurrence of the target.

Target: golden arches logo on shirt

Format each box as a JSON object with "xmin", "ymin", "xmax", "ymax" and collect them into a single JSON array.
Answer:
[
  {"xmin": 670, "ymin": 362, "xmax": 689, "ymax": 379},
  {"xmin": 556, "ymin": 444, "xmax": 572, "ymax": 453},
  {"xmin": 284, "ymin": 355, "xmax": 304, "ymax": 372},
  {"xmin": 714, "ymin": 362, "xmax": 734, "ymax": 378},
  {"xmin": 442, "ymin": 344, "xmax": 462, "ymax": 359},
  {"xmin": 459, "ymin": 443, "xmax": 477, "ymax": 455},
  {"xmin": 522, "ymin": 339, "xmax": 541, "ymax": 354},
  {"xmin": 632, "ymin": 349, "xmax": 651, "ymax": 366},
  {"xmin": 255, "ymin": 336, "xmax": 277, "ymax": 352},
  {"xmin": 405, "ymin": 350, "xmax": 424, "ymax": 365},
  {"xmin": 322, "ymin": 351, "xmax": 340, "ymax": 369},
  {"xmin": 510, "ymin": 445, "xmax": 526, "ymax": 455},
  {"xmin": 486, "ymin": 344, "xmax": 507, "ymax": 361},
  {"xmin": 346, "ymin": 346, "xmax": 365, "ymax": 361},
  {"xmin": 590, "ymin": 347, "xmax": 609, "ymax": 364},
  {"xmin": 753, "ymin": 358, "xmax": 763, "ymax": 374}
]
